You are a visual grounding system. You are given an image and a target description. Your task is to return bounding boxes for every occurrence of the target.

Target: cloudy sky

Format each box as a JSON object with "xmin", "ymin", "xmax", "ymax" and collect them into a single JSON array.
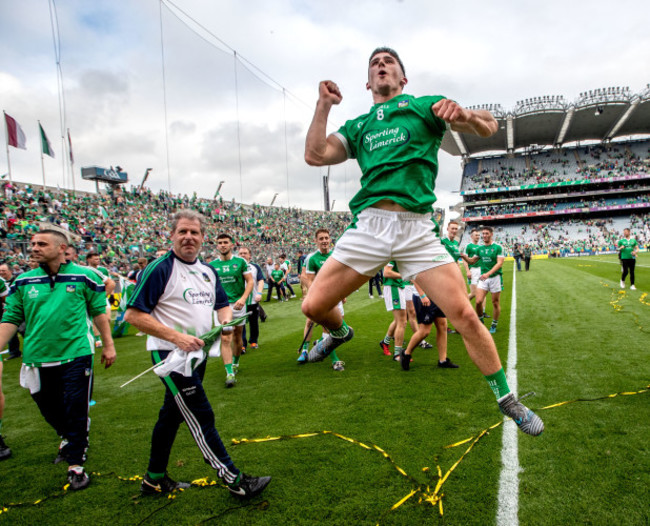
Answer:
[{"xmin": 1, "ymin": 0, "xmax": 648, "ymax": 215}]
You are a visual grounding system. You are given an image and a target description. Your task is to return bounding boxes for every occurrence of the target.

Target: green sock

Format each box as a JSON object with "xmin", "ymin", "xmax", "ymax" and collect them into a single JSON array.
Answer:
[
  {"xmin": 147, "ymin": 471, "xmax": 165, "ymax": 480},
  {"xmin": 0, "ymin": 418, "xmax": 3, "ymax": 434},
  {"xmin": 225, "ymin": 364, "xmax": 233, "ymax": 375},
  {"xmin": 383, "ymin": 335, "xmax": 394, "ymax": 345},
  {"xmin": 233, "ymin": 355, "xmax": 240, "ymax": 365},
  {"xmin": 394, "ymin": 346, "xmax": 403, "ymax": 357},
  {"xmin": 329, "ymin": 350, "xmax": 340, "ymax": 363},
  {"xmin": 485, "ymin": 368, "xmax": 511, "ymax": 399},
  {"xmin": 330, "ymin": 320, "xmax": 349, "ymax": 339},
  {"xmin": 302, "ymin": 341, "xmax": 310, "ymax": 351}
]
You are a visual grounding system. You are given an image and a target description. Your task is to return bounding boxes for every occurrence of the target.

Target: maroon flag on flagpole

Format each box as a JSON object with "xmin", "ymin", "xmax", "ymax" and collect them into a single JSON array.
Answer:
[{"xmin": 4, "ymin": 113, "xmax": 27, "ymax": 149}]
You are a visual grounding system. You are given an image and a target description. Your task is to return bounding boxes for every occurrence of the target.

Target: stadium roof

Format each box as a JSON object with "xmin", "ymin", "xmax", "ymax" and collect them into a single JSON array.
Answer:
[{"xmin": 441, "ymin": 85, "xmax": 650, "ymax": 158}]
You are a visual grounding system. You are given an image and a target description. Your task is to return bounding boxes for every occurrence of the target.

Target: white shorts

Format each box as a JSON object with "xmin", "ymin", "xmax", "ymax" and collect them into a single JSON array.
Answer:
[
  {"xmin": 230, "ymin": 304, "xmax": 247, "ymax": 326},
  {"xmin": 470, "ymin": 267, "xmax": 481, "ymax": 285},
  {"xmin": 478, "ymin": 275, "xmax": 503, "ymax": 293},
  {"xmin": 383, "ymin": 285, "xmax": 406, "ymax": 311},
  {"xmin": 332, "ymin": 208, "xmax": 454, "ymax": 282},
  {"xmin": 403, "ymin": 284, "xmax": 417, "ymax": 301}
]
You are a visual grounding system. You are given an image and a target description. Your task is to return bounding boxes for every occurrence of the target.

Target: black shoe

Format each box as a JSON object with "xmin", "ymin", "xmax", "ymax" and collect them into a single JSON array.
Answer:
[
  {"xmin": 53, "ymin": 439, "xmax": 68, "ymax": 464},
  {"xmin": 6, "ymin": 353, "xmax": 21, "ymax": 360},
  {"xmin": 400, "ymin": 349, "xmax": 411, "ymax": 371},
  {"xmin": 419, "ymin": 340, "xmax": 433, "ymax": 349},
  {"xmin": 438, "ymin": 358, "xmax": 459, "ymax": 369},
  {"xmin": 141, "ymin": 473, "xmax": 191, "ymax": 495},
  {"xmin": 0, "ymin": 435, "xmax": 11, "ymax": 461},
  {"xmin": 67, "ymin": 467, "xmax": 90, "ymax": 490},
  {"xmin": 228, "ymin": 473, "xmax": 271, "ymax": 499}
]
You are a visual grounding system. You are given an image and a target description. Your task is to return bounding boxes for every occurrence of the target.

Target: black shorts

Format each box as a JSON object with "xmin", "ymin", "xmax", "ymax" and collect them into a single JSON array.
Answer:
[{"xmin": 412, "ymin": 295, "xmax": 445, "ymax": 325}]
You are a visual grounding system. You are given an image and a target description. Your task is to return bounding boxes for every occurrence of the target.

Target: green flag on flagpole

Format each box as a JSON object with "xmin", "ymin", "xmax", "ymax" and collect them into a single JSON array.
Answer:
[{"xmin": 39, "ymin": 123, "xmax": 55, "ymax": 158}]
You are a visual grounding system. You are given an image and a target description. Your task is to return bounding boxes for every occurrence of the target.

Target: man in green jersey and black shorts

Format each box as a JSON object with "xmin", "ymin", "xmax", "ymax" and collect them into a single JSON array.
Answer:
[
  {"xmin": 618, "ymin": 228, "xmax": 638, "ymax": 290},
  {"xmin": 0, "ymin": 227, "xmax": 116, "ymax": 489},
  {"xmin": 298, "ymin": 228, "xmax": 346, "ymax": 371},
  {"xmin": 302, "ymin": 47, "xmax": 543, "ymax": 436},
  {"xmin": 474, "ymin": 227, "xmax": 505, "ymax": 334},
  {"xmin": 209, "ymin": 234, "xmax": 254, "ymax": 387}
]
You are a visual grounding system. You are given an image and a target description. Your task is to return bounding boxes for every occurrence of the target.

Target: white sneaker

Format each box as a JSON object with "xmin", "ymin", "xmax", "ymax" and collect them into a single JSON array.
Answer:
[
  {"xmin": 620, "ymin": 281, "xmax": 625, "ymax": 289},
  {"xmin": 630, "ymin": 285, "xmax": 636, "ymax": 290}
]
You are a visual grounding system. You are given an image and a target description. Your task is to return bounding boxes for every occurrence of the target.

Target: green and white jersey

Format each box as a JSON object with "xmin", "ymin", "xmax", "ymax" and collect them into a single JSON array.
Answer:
[
  {"xmin": 383, "ymin": 261, "xmax": 406, "ymax": 288},
  {"xmin": 209, "ymin": 255, "xmax": 251, "ymax": 303},
  {"xmin": 306, "ymin": 250, "xmax": 332, "ymax": 275},
  {"xmin": 463, "ymin": 243, "xmax": 482, "ymax": 268},
  {"xmin": 334, "ymin": 94, "xmax": 447, "ymax": 216},
  {"xmin": 96, "ymin": 265, "xmax": 110, "ymax": 279},
  {"xmin": 476, "ymin": 244, "xmax": 504, "ymax": 276},
  {"xmin": 0, "ymin": 277, "xmax": 8, "ymax": 298},
  {"xmin": 3, "ymin": 262, "xmax": 106, "ymax": 366},
  {"xmin": 618, "ymin": 237, "xmax": 638, "ymax": 259},
  {"xmin": 441, "ymin": 237, "xmax": 461, "ymax": 262}
]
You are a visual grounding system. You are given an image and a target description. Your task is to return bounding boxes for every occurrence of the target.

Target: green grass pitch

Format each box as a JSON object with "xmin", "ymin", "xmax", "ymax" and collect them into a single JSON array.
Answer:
[{"xmin": 1, "ymin": 255, "xmax": 648, "ymax": 525}]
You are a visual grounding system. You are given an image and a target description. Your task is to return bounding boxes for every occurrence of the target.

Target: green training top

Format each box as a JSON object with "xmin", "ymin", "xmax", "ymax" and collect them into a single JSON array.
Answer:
[
  {"xmin": 270, "ymin": 269, "xmax": 284, "ymax": 282},
  {"xmin": 3, "ymin": 261, "xmax": 106, "ymax": 366},
  {"xmin": 618, "ymin": 237, "xmax": 638, "ymax": 259},
  {"xmin": 476, "ymin": 244, "xmax": 504, "ymax": 276},
  {"xmin": 463, "ymin": 243, "xmax": 482, "ymax": 268},
  {"xmin": 306, "ymin": 250, "xmax": 332, "ymax": 275},
  {"xmin": 334, "ymin": 94, "xmax": 447, "ymax": 216},
  {"xmin": 383, "ymin": 261, "xmax": 406, "ymax": 288},
  {"xmin": 209, "ymin": 255, "xmax": 250, "ymax": 303}
]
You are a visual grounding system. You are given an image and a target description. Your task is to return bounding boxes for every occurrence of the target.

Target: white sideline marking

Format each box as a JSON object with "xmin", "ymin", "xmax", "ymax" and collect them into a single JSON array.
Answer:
[
  {"xmin": 497, "ymin": 265, "xmax": 520, "ymax": 526},
  {"xmin": 587, "ymin": 259, "xmax": 650, "ymax": 268}
]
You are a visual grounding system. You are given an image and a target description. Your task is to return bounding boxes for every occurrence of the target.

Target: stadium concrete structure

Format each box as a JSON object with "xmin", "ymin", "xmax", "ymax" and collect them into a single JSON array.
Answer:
[{"xmin": 443, "ymin": 85, "xmax": 650, "ymax": 256}]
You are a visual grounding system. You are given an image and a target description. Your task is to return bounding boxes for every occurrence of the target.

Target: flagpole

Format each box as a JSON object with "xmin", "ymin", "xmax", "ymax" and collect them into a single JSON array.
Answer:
[
  {"xmin": 3, "ymin": 111, "xmax": 12, "ymax": 183},
  {"xmin": 39, "ymin": 120, "xmax": 46, "ymax": 191},
  {"xmin": 68, "ymin": 128, "xmax": 75, "ymax": 193}
]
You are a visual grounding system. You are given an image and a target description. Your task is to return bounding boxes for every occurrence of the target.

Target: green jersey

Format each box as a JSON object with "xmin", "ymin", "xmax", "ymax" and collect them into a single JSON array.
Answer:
[
  {"xmin": 3, "ymin": 261, "xmax": 106, "ymax": 366},
  {"xmin": 270, "ymin": 269, "xmax": 284, "ymax": 282},
  {"xmin": 618, "ymin": 237, "xmax": 638, "ymax": 259},
  {"xmin": 441, "ymin": 237, "xmax": 461, "ymax": 262},
  {"xmin": 463, "ymin": 243, "xmax": 481, "ymax": 268},
  {"xmin": 335, "ymin": 94, "xmax": 447, "ymax": 216},
  {"xmin": 476, "ymin": 244, "xmax": 504, "ymax": 276},
  {"xmin": 209, "ymin": 256, "xmax": 250, "ymax": 303},
  {"xmin": 306, "ymin": 250, "xmax": 332, "ymax": 275},
  {"xmin": 96, "ymin": 265, "xmax": 110, "ymax": 279},
  {"xmin": 0, "ymin": 277, "xmax": 7, "ymax": 298},
  {"xmin": 383, "ymin": 261, "xmax": 406, "ymax": 288}
]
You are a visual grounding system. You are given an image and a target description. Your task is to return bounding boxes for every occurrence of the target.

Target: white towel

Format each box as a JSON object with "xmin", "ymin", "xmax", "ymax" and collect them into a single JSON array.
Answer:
[
  {"xmin": 153, "ymin": 349, "xmax": 206, "ymax": 378},
  {"xmin": 20, "ymin": 365, "xmax": 41, "ymax": 394}
]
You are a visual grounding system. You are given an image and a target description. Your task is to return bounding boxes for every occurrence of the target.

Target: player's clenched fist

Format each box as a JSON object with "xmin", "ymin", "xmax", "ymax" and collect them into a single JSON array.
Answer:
[
  {"xmin": 319, "ymin": 80, "xmax": 343, "ymax": 105},
  {"xmin": 432, "ymin": 98, "xmax": 470, "ymax": 125}
]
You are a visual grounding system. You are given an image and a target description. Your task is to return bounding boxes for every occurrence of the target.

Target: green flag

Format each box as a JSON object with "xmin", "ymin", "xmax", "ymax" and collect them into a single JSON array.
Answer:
[{"xmin": 39, "ymin": 123, "xmax": 55, "ymax": 158}]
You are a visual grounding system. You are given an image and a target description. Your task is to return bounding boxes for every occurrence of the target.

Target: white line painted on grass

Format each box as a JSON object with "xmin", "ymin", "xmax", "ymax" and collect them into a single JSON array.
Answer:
[
  {"xmin": 588, "ymin": 259, "xmax": 650, "ymax": 268},
  {"xmin": 497, "ymin": 265, "xmax": 520, "ymax": 526}
]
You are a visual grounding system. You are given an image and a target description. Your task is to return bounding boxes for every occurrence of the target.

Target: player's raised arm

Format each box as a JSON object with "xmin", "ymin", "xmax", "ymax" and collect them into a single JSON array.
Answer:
[
  {"xmin": 305, "ymin": 81, "xmax": 348, "ymax": 166},
  {"xmin": 432, "ymin": 99, "xmax": 498, "ymax": 138}
]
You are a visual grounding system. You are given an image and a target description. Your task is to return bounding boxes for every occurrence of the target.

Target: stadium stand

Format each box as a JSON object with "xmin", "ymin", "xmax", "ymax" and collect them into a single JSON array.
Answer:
[
  {"xmin": 458, "ymin": 139, "xmax": 650, "ymax": 256},
  {"xmin": 0, "ymin": 182, "xmax": 353, "ymax": 276}
]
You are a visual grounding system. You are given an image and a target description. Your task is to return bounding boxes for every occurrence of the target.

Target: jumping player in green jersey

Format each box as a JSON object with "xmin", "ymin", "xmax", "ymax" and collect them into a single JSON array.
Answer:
[
  {"xmin": 618, "ymin": 228, "xmax": 639, "ymax": 290},
  {"xmin": 297, "ymin": 228, "xmax": 346, "ymax": 371},
  {"xmin": 302, "ymin": 47, "xmax": 543, "ymax": 436},
  {"xmin": 474, "ymin": 226, "xmax": 505, "ymax": 334},
  {"xmin": 209, "ymin": 234, "xmax": 254, "ymax": 387}
]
